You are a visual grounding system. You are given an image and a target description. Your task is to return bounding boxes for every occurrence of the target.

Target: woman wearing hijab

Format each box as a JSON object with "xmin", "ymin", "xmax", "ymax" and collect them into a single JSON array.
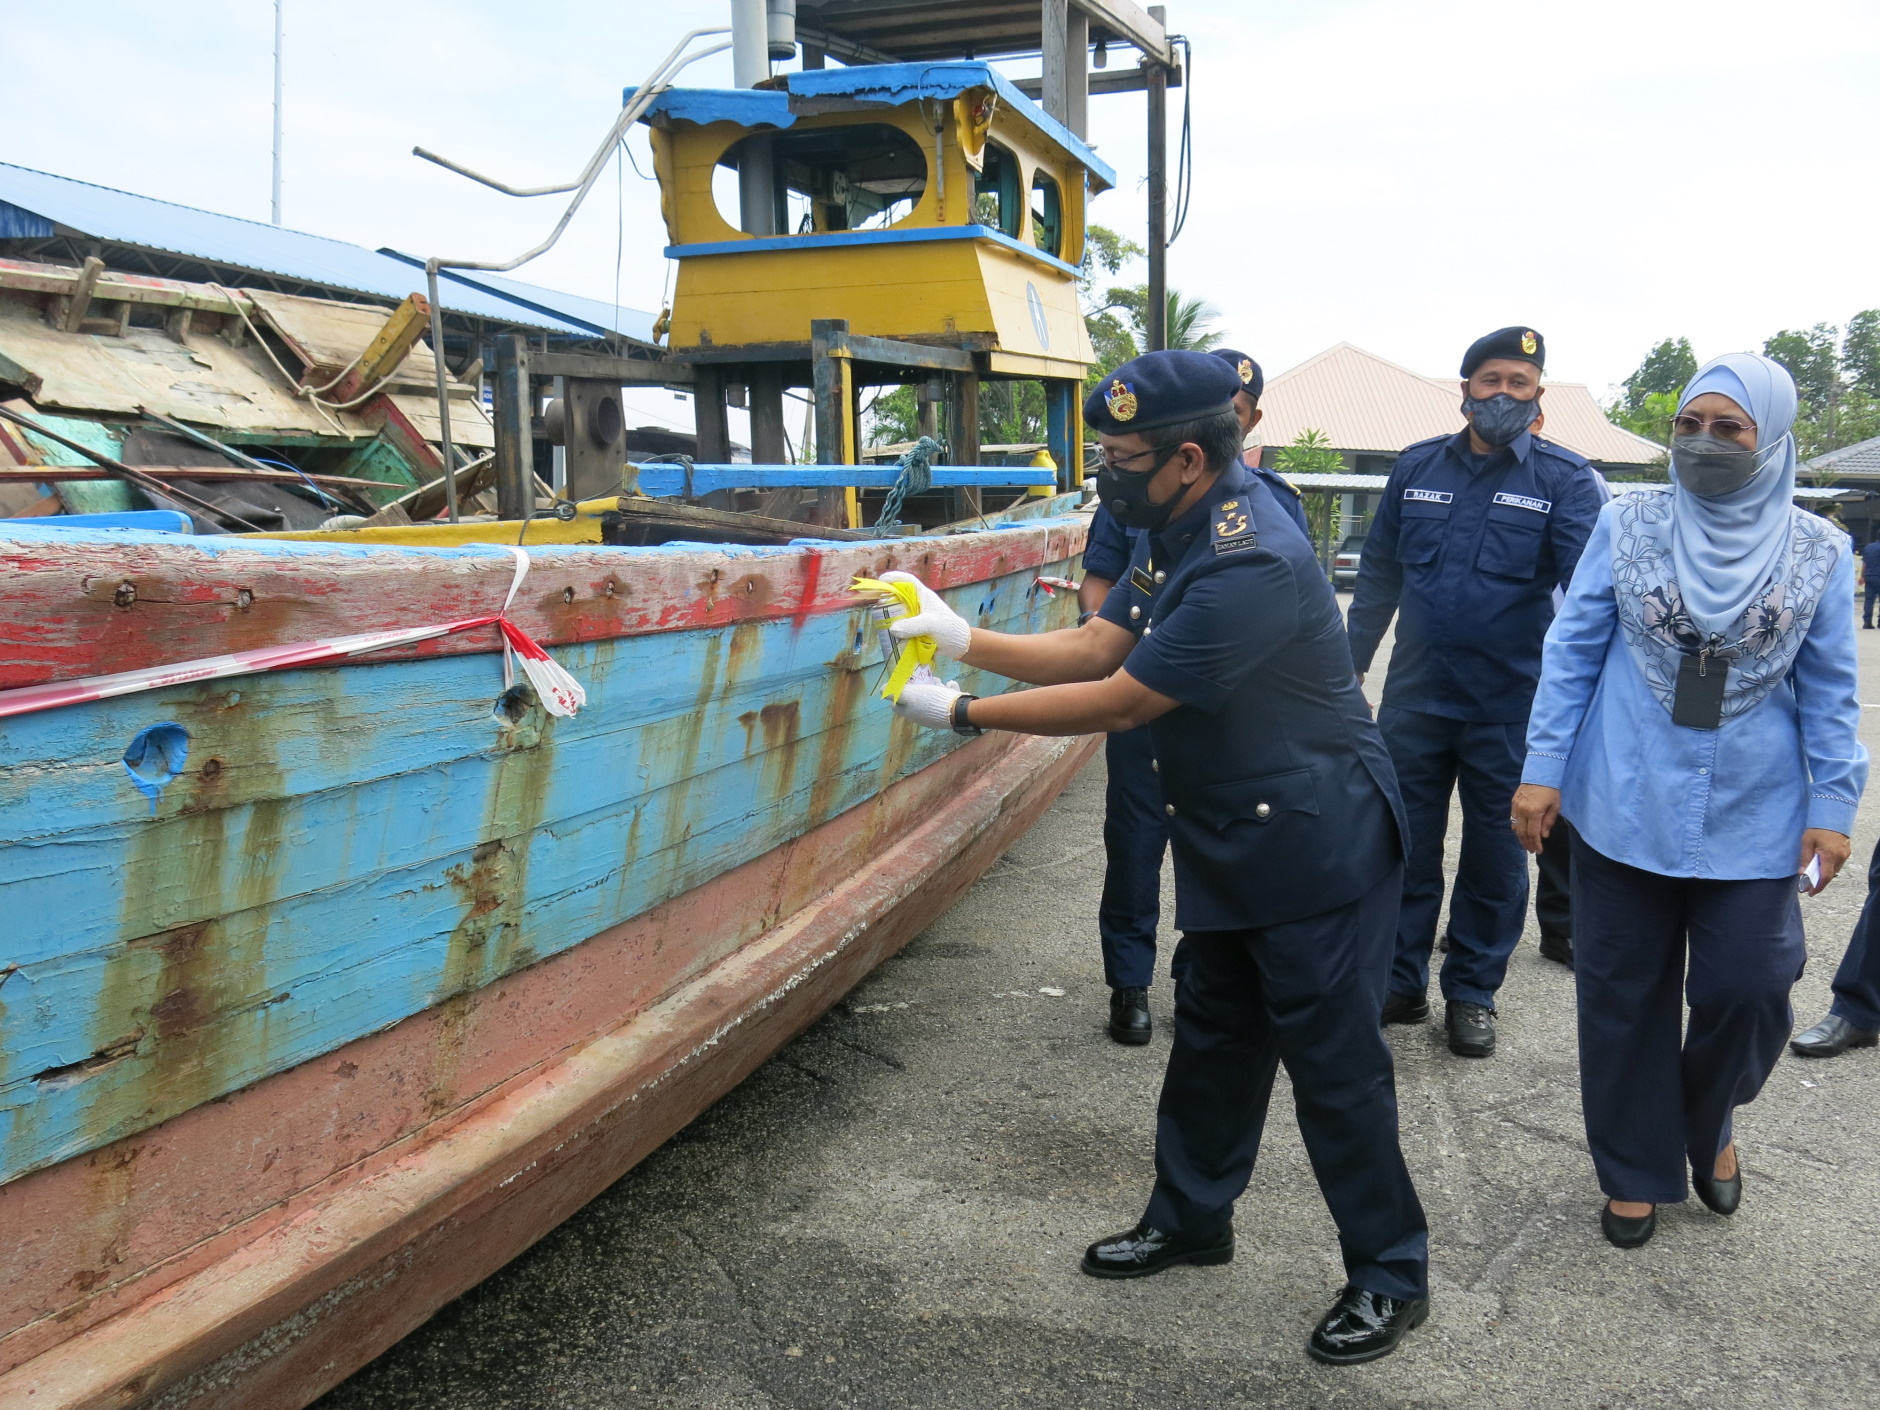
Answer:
[{"xmin": 1511, "ymin": 353, "xmax": 1865, "ymax": 1248}]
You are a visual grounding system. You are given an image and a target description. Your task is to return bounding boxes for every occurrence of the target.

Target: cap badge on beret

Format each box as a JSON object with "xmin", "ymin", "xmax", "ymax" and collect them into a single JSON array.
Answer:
[
  {"xmin": 1105, "ymin": 379, "xmax": 1139, "ymax": 422},
  {"xmin": 1236, "ymin": 358, "xmax": 1255, "ymax": 386},
  {"xmin": 1520, "ymin": 330, "xmax": 1538, "ymax": 356}
]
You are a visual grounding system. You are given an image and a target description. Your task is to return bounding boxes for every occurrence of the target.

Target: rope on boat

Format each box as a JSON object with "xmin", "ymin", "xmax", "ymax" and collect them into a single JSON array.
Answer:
[{"xmin": 874, "ymin": 436, "xmax": 945, "ymax": 531}]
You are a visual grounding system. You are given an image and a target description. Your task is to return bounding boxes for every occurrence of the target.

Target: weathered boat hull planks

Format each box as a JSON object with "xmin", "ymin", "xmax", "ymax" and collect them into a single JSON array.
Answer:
[{"xmin": 0, "ymin": 514, "xmax": 1093, "ymax": 1410}]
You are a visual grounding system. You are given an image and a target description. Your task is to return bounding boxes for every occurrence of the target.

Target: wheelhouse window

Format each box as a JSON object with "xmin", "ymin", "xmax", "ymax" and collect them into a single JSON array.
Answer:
[
  {"xmin": 717, "ymin": 123, "xmax": 927, "ymax": 234},
  {"xmin": 1030, "ymin": 170, "xmax": 1062, "ymax": 256},
  {"xmin": 973, "ymin": 142, "xmax": 1023, "ymax": 238}
]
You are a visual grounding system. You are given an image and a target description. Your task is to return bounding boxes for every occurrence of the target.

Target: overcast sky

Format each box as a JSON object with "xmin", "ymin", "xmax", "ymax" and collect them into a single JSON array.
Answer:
[{"xmin": 10, "ymin": 0, "xmax": 1879, "ymax": 432}]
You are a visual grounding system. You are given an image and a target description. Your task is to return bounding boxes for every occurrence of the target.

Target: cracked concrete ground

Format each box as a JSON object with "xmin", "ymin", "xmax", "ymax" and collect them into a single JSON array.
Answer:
[{"xmin": 316, "ymin": 611, "xmax": 1880, "ymax": 1410}]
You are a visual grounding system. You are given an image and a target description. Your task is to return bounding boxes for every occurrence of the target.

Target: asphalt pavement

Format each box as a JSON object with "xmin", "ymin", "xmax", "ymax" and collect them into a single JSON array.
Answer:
[{"xmin": 316, "ymin": 605, "xmax": 1880, "ymax": 1410}]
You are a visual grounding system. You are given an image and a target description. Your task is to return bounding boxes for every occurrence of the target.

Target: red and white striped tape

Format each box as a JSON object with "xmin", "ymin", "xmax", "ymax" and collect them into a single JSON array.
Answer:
[{"xmin": 0, "ymin": 546, "xmax": 587, "ymax": 721}]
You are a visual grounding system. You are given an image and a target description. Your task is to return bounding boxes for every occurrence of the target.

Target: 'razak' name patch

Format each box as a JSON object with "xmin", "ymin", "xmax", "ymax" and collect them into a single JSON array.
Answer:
[
  {"xmin": 1403, "ymin": 488, "xmax": 1453, "ymax": 504},
  {"xmin": 1492, "ymin": 492, "xmax": 1552, "ymax": 514}
]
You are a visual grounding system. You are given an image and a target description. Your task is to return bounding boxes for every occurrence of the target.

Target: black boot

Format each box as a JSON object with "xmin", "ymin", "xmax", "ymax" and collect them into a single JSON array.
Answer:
[{"xmin": 1108, "ymin": 986, "xmax": 1152, "ymax": 1045}]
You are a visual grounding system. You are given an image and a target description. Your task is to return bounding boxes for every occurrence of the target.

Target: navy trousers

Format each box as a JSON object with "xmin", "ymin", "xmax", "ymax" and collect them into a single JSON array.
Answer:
[
  {"xmin": 1099, "ymin": 724, "xmax": 1167, "ymax": 989},
  {"xmin": 1863, "ymin": 581, "xmax": 1879, "ymax": 628},
  {"xmin": 1379, "ymin": 706, "xmax": 1530, "ymax": 1007},
  {"xmin": 1534, "ymin": 819, "xmax": 1578, "ymax": 943},
  {"xmin": 1143, "ymin": 866, "xmax": 1429, "ymax": 1301},
  {"xmin": 1573, "ymin": 840, "xmax": 1805, "ymax": 1204},
  {"xmin": 1828, "ymin": 837, "xmax": 1880, "ymax": 1032}
]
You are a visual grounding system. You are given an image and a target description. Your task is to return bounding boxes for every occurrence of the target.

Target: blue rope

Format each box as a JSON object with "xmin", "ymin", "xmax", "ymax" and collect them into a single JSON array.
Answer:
[{"xmin": 874, "ymin": 435, "xmax": 945, "ymax": 531}]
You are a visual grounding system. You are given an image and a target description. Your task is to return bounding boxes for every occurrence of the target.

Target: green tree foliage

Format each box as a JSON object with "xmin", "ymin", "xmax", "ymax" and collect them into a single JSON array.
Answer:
[
  {"xmin": 1272, "ymin": 428, "xmax": 1345, "ymax": 476},
  {"xmin": 1607, "ymin": 390, "xmax": 1681, "ymax": 447},
  {"xmin": 1763, "ymin": 324, "xmax": 1843, "ymax": 408},
  {"xmin": 1843, "ymin": 310, "xmax": 1880, "ymax": 397},
  {"xmin": 1621, "ymin": 338, "xmax": 1697, "ymax": 411}
]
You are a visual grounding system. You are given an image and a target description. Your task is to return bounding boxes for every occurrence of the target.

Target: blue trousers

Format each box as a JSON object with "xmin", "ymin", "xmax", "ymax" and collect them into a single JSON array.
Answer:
[
  {"xmin": 1573, "ymin": 840, "xmax": 1805, "ymax": 1204},
  {"xmin": 1143, "ymin": 866, "xmax": 1429, "ymax": 1301},
  {"xmin": 1379, "ymin": 706, "xmax": 1529, "ymax": 1007},
  {"xmin": 1099, "ymin": 725, "xmax": 1167, "ymax": 989},
  {"xmin": 1828, "ymin": 837, "xmax": 1880, "ymax": 1031}
]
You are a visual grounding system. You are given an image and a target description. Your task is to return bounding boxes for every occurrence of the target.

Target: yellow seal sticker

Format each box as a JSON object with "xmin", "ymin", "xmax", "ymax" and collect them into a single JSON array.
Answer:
[
  {"xmin": 1237, "ymin": 358, "xmax": 1254, "ymax": 385},
  {"xmin": 1520, "ymin": 330, "xmax": 1538, "ymax": 355},
  {"xmin": 1105, "ymin": 379, "xmax": 1139, "ymax": 422}
]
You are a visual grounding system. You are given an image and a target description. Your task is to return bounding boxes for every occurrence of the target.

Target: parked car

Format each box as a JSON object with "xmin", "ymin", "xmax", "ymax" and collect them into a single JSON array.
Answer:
[{"xmin": 1332, "ymin": 536, "xmax": 1365, "ymax": 588}]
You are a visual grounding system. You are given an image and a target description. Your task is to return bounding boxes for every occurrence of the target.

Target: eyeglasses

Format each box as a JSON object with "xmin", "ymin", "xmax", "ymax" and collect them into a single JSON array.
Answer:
[
  {"xmin": 1095, "ymin": 444, "xmax": 1177, "ymax": 474},
  {"xmin": 1672, "ymin": 414, "xmax": 1756, "ymax": 439}
]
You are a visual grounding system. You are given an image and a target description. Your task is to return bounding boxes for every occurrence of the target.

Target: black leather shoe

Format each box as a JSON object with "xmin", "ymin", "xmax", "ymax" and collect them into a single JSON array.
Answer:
[
  {"xmin": 1445, "ymin": 1000, "xmax": 1496, "ymax": 1057},
  {"xmin": 1380, "ymin": 991, "xmax": 1430, "ymax": 1025},
  {"xmin": 1080, "ymin": 1222, "xmax": 1233, "ymax": 1279},
  {"xmin": 1692, "ymin": 1165, "xmax": 1742, "ymax": 1216},
  {"xmin": 1108, "ymin": 986, "xmax": 1152, "ymax": 1045},
  {"xmin": 1306, "ymin": 1285, "xmax": 1429, "ymax": 1365},
  {"xmin": 1790, "ymin": 1013, "xmax": 1879, "ymax": 1058},
  {"xmin": 1538, "ymin": 932, "xmax": 1574, "ymax": 968},
  {"xmin": 1600, "ymin": 1201, "xmax": 1656, "ymax": 1248}
]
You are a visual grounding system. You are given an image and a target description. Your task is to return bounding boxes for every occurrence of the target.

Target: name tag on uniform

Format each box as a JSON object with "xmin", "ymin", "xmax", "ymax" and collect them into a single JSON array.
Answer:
[
  {"xmin": 1129, "ymin": 566, "xmax": 1156, "ymax": 595},
  {"xmin": 1403, "ymin": 488, "xmax": 1452, "ymax": 504},
  {"xmin": 1492, "ymin": 492, "xmax": 1552, "ymax": 514}
]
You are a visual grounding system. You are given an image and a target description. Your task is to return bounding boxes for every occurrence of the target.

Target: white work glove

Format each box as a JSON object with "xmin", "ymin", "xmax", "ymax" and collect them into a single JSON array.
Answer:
[
  {"xmin": 891, "ymin": 674, "xmax": 964, "ymax": 730},
  {"xmin": 875, "ymin": 570, "xmax": 972, "ymax": 660}
]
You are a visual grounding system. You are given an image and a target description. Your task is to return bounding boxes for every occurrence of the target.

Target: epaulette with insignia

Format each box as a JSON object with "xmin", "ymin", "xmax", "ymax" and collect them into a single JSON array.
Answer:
[
  {"xmin": 1268, "ymin": 469, "xmax": 1303, "ymax": 500},
  {"xmin": 1211, "ymin": 497, "xmax": 1260, "ymax": 556}
]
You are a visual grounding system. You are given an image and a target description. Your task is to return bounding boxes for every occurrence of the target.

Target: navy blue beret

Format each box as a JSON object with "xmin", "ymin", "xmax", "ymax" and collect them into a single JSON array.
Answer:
[
  {"xmin": 1210, "ymin": 347, "xmax": 1264, "ymax": 403},
  {"xmin": 1084, "ymin": 349, "xmax": 1241, "ymax": 436},
  {"xmin": 1461, "ymin": 326, "xmax": 1545, "ymax": 378}
]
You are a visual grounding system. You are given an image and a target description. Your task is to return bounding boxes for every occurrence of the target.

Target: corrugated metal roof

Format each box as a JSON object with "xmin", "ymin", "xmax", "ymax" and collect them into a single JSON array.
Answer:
[
  {"xmin": 1254, "ymin": 342, "xmax": 1666, "ymax": 467},
  {"xmin": 1807, "ymin": 435, "xmax": 1880, "ymax": 479},
  {"xmin": 376, "ymin": 254, "xmax": 656, "ymax": 343},
  {"xmin": 0, "ymin": 162, "xmax": 654, "ymax": 340}
]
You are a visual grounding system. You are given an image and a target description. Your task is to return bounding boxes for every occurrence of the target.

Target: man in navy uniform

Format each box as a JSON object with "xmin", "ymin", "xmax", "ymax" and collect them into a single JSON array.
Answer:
[
  {"xmin": 1076, "ymin": 347, "xmax": 1310, "ymax": 1045},
  {"xmin": 1346, "ymin": 327, "xmax": 1603, "ymax": 1057},
  {"xmin": 1792, "ymin": 839, "xmax": 1880, "ymax": 1057},
  {"xmin": 881, "ymin": 350, "xmax": 1429, "ymax": 1364}
]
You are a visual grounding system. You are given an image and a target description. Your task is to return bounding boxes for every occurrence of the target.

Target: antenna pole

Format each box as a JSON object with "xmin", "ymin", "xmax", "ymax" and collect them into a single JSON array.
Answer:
[{"xmin": 271, "ymin": 0, "xmax": 284, "ymax": 224}]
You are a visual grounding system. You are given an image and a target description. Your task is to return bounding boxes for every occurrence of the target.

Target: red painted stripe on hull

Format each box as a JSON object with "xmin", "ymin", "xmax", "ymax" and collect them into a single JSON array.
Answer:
[{"xmin": 0, "ymin": 521, "xmax": 1087, "ymax": 689}]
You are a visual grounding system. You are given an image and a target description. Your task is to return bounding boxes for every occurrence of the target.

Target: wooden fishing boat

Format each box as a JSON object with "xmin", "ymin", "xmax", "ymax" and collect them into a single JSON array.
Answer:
[{"xmin": 0, "ymin": 506, "xmax": 1095, "ymax": 1409}]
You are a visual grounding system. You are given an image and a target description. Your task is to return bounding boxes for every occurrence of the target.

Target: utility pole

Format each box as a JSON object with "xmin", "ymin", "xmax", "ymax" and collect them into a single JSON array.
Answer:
[
  {"xmin": 1145, "ymin": 5, "xmax": 1168, "ymax": 351},
  {"xmin": 271, "ymin": 0, "xmax": 284, "ymax": 224}
]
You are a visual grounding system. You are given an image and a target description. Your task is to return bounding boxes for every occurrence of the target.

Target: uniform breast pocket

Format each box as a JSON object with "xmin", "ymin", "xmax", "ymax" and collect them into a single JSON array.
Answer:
[
  {"xmin": 1193, "ymin": 768, "xmax": 1321, "ymax": 831},
  {"xmin": 1476, "ymin": 509, "xmax": 1544, "ymax": 580},
  {"xmin": 1396, "ymin": 503, "xmax": 1450, "ymax": 565}
]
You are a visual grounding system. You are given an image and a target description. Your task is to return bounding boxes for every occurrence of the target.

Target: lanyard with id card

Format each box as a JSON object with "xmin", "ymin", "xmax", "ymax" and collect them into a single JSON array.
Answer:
[{"xmin": 1671, "ymin": 648, "xmax": 1728, "ymax": 730}]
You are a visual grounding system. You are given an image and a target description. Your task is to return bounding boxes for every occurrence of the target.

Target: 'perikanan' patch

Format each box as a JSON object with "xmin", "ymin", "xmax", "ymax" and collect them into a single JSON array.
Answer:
[
  {"xmin": 1493, "ymin": 492, "xmax": 1552, "ymax": 514},
  {"xmin": 1403, "ymin": 488, "xmax": 1453, "ymax": 504}
]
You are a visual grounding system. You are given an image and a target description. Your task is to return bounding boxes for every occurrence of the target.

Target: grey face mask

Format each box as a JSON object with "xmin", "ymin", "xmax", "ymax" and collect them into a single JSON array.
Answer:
[
  {"xmin": 1460, "ymin": 391, "xmax": 1541, "ymax": 448},
  {"xmin": 1671, "ymin": 432, "xmax": 1765, "ymax": 499}
]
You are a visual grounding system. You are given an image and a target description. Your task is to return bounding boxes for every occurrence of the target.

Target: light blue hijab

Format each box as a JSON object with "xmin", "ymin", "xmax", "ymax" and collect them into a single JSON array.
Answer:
[{"xmin": 1665, "ymin": 352, "xmax": 1800, "ymax": 635}]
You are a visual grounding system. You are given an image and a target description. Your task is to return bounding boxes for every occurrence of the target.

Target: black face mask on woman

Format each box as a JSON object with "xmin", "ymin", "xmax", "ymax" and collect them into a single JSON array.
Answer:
[
  {"xmin": 1096, "ymin": 448, "xmax": 1182, "ymax": 532},
  {"xmin": 1670, "ymin": 432, "xmax": 1766, "ymax": 499},
  {"xmin": 1460, "ymin": 391, "xmax": 1541, "ymax": 448}
]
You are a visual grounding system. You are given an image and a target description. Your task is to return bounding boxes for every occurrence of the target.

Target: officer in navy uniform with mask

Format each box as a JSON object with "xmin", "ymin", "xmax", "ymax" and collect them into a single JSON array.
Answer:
[
  {"xmin": 1346, "ymin": 327, "xmax": 1603, "ymax": 1058},
  {"xmin": 878, "ymin": 350, "xmax": 1430, "ymax": 1365},
  {"xmin": 1077, "ymin": 347, "xmax": 1312, "ymax": 1044}
]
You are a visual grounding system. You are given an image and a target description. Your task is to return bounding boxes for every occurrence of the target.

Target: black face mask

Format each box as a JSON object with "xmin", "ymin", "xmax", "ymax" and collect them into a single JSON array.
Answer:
[
  {"xmin": 1460, "ymin": 391, "xmax": 1541, "ymax": 448},
  {"xmin": 1671, "ymin": 432, "xmax": 1766, "ymax": 498},
  {"xmin": 1096, "ymin": 448, "xmax": 1182, "ymax": 532}
]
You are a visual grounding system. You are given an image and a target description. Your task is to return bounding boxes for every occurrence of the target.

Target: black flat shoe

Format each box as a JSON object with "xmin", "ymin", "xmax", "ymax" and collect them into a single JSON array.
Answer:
[
  {"xmin": 1306, "ymin": 1285, "xmax": 1429, "ymax": 1365},
  {"xmin": 1108, "ymin": 986, "xmax": 1152, "ymax": 1045},
  {"xmin": 1600, "ymin": 1201, "xmax": 1656, "ymax": 1248},
  {"xmin": 1080, "ymin": 1222, "xmax": 1233, "ymax": 1279},
  {"xmin": 1445, "ymin": 1000, "xmax": 1496, "ymax": 1057},
  {"xmin": 1538, "ymin": 932, "xmax": 1574, "ymax": 968},
  {"xmin": 1380, "ymin": 991, "xmax": 1430, "ymax": 1025},
  {"xmin": 1692, "ymin": 1167, "xmax": 1742, "ymax": 1216},
  {"xmin": 1790, "ymin": 1013, "xmax": 1879, "ymax": 1058}
]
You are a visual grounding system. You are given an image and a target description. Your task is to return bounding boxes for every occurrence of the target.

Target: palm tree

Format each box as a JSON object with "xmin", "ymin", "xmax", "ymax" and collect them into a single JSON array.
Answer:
[{"xmin": 1164, "ymin": 290, "xmax": 1223, "ymax": 352}]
